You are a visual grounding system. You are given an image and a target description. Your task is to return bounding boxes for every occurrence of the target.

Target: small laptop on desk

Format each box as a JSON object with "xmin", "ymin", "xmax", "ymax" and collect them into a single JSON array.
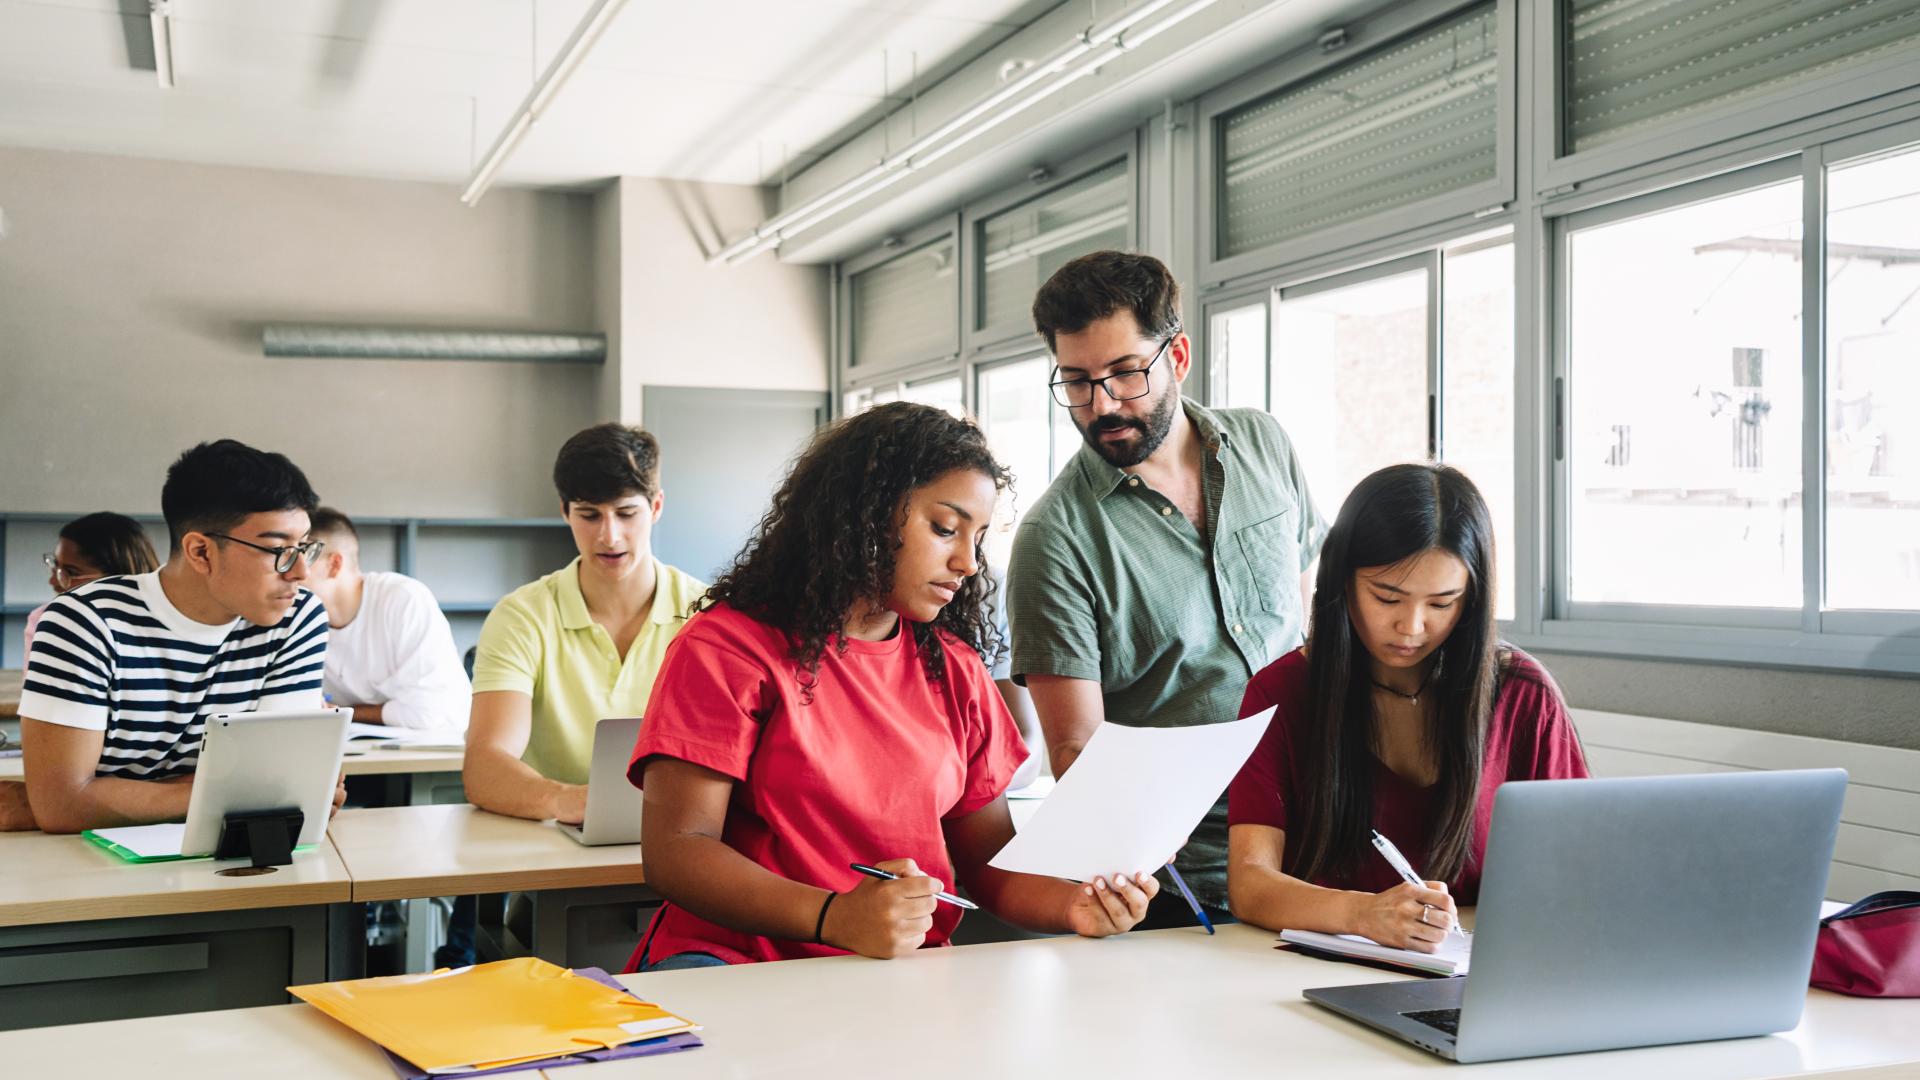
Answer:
[
  {"xmin": 1304, "ymin": 768, "xmax": 1847, "ymax": 1064},
  {"xmin": 557, "ymin": 716, "xmax": 645, "ymax": 847}
]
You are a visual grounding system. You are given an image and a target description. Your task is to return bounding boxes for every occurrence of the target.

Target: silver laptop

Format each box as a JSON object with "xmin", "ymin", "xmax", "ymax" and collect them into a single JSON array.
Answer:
[
  {"xmin": 1304, "ymin": 768, "xmax": 1847, "ymax": 1064},
  {"xmin": 557, "ymin": 716, "xmax": 645, "ymax": 846}
]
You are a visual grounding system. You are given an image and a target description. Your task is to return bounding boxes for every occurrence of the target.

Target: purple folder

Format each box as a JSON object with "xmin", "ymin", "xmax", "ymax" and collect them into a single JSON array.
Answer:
[{"xmin": 380, "ymin": 967, "xmax": 703, "ymax": 1079}]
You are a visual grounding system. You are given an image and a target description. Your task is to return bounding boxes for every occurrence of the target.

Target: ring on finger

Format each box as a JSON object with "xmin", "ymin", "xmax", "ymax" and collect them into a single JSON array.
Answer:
[{"xmin": 1420, "ymin": 904, "xmax": 1432, "ymax": 926}]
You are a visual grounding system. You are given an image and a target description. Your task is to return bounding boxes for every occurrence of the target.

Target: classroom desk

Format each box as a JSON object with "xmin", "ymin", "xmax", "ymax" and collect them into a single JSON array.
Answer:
[
  {"xmin": 0, "ymin": 745, "xmax": 466, "ymax": 804},
  {"xmin": 0, "ymin": 829, "xmax": 354, "ymax": 1031},
  {"xmin": 0, "ymin": 925, "xmax": 1913, "ymax": 1078},
  {"xmin": 327, "ymin": 804, "xmax": 654, "ymax": 973}
]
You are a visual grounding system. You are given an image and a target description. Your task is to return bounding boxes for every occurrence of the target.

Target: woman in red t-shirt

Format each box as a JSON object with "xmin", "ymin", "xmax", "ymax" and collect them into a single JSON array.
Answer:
[
  {"xmin": 1226, "ymin": 463, "xmax": 1587, "ymax": 953},
  {"xmin": 627, "ymin": 403, "xmax": 1160, "ymax": 972}
]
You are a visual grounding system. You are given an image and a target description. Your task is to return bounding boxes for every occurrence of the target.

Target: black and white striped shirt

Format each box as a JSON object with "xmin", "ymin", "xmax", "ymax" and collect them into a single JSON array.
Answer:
[{"xmin": 18, "ymin": 572, "xmax": 329, "ymax": 779}]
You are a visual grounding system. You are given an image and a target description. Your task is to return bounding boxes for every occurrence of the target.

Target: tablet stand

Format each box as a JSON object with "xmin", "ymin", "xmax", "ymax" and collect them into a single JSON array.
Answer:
[{"xmin": 214, "ymin": 807, "xmax": 305, "ymax": 868}]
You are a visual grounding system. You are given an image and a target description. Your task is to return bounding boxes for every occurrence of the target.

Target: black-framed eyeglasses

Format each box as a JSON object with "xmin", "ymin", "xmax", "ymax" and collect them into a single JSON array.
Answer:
[
  {"xmin": 207, "ymin": 534, "xmax": 325, "ymax": 574},
  {"xmin": 43, "ymin": 552, "xmax": 104, "ymax": 592},
  {"xmin": 1049, "ymin": 335, "xmax": 1174, "ymax": 408}
]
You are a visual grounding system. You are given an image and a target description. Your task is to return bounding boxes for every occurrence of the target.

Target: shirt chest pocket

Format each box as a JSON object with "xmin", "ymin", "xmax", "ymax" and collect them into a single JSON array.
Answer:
[{"xmin": 1232, "ymin": 510, "xmax": 1301, "ymax": 615}]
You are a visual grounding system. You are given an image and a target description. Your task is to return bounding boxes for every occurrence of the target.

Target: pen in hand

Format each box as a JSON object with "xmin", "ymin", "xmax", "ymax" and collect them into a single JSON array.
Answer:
[
  {"xmin": 1369, "ymin": 830, "xmax": 1465, "ymax": 936},
  {"xmin": 849, "ymin": 863, "xmax": 979, "ymax": 910}
]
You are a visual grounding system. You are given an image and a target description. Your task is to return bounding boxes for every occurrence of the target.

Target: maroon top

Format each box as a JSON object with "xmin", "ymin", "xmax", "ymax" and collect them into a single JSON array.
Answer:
[{"xmin": 1227, "ymin": 646, "xmax": 1588, "ymax": 903}]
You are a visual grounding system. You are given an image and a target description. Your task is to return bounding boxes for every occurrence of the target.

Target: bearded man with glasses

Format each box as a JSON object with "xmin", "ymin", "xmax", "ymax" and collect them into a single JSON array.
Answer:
[
  {"xmin": 1007, "ymin": 251, "xmax": 1325, "ymax": 929},
  {"xmin": 3, "ymin": 439, "xmax": 338, "ymax": 833}
]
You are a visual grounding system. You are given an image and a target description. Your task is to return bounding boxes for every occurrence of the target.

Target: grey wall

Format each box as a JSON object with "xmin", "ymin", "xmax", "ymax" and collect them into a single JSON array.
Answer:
[
  {"xmin": 1535, "ymin": 650, "xmax": 1919, "ymax": 750},
  {"xmin": 0, "ymin": 145, "xmax": 600, "ymax": 519}
]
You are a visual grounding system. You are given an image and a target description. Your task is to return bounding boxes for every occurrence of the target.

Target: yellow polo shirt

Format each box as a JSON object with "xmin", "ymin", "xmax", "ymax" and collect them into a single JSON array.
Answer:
[{"xmin": 471, "ymin": 557, "xmax": 705, "ymax": 785}]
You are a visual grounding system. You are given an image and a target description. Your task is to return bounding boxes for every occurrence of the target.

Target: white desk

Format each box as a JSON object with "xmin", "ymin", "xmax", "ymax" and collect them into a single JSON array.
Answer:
[
  {"xmin": 594, "ymin": 925, "xmax": 1920, "ymax": 1080},
  {"xmin": 0, "ymin": 830, "xmax": 353, "ymax": 1031},
  {"xmin": 1, "ymin": 925, "xmax": 1913, "ymax": 1078},
  {"xmin": 0, "ymin": 746, "xmax": 465, "ymax": 804}
]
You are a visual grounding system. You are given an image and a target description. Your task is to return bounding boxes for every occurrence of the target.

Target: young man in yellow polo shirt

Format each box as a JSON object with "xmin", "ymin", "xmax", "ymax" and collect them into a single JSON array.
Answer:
[{"xmin": 465, "ymin": 423, "xmax": 705, "ymax": 824}]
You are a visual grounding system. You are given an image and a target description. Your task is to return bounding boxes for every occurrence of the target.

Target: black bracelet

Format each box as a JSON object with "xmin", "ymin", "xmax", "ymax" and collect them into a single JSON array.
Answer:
[{"xmin": 814, "ymin": 891, "xmax": 838, "ymax": 945}]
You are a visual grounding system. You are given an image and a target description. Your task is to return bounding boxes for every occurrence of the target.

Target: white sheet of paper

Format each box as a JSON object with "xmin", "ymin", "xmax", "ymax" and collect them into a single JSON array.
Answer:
[
  {"xmin": 89, "ymin": 822, "xmax": 186, "ymax": 858},
  {"xmin": 346, "ymin": 722, "xmax": 457, "ymax": 745},
  {"xmin": 988, "ymin": 707, "xmax": 1274, "ymax": 881}
]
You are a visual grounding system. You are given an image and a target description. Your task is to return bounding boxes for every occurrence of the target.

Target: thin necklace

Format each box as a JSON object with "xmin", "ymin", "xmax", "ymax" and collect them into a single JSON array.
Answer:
[{"xmin": 1372, "ymin": 663, "xmax": 1438, "ymax": 705}]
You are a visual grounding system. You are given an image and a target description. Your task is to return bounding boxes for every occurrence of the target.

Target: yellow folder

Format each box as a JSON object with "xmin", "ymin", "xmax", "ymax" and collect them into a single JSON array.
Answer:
[{"xmin": 290, "ymin": 957, "xmax": 697, "ymax": 1074}]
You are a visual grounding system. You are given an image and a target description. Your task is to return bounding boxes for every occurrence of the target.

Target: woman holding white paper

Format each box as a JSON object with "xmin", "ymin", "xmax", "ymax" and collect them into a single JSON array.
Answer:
[
  {"xmin": 1224, "ymin": 463, "xmax": 1587, "ymax": 952},
  {"xmin": 627, "ymin": 403, "xmax": 1159, "ymax": 971}
]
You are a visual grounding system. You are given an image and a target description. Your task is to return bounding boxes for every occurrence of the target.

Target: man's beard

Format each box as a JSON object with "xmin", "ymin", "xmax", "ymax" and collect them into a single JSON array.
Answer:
[{"xmin": 1077, "ymin": 386, "xmax": 1179, "ymax": 468}]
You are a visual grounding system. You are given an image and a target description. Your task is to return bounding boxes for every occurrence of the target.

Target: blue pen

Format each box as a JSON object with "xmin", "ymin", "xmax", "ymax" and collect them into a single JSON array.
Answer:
[
  {"xmin": 849, "ymin": 863, "xmax": 979, "ymax": 910},
  {"xmin": 1164, "ymin": 863, "xmax": 1215, "ymax": 934}
]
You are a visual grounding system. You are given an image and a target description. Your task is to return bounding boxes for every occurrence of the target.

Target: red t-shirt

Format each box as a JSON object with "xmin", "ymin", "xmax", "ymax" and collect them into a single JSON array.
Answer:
[
  {"xmin": 1227, "ymin": 646, "xmax": 1588, "ymax": 902},
  {"xmin": 626, "ymin": 602, "xmax": 1027, "ymax": 966}
]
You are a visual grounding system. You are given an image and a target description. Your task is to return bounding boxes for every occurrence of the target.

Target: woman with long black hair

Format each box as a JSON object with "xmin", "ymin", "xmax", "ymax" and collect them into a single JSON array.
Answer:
[
  {"xmin": 1225, "ymin": 463, "xmax": 1587, "ymax": 952},
  {"xmin": 626, "ymin": 402, "xmax": 1158, "ymax": 972}
]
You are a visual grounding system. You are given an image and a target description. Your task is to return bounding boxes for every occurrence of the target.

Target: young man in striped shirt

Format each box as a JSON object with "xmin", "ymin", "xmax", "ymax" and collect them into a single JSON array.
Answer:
[{"xmin": 0, "ymin": 440, "xmax": 335, "ymax": 833}]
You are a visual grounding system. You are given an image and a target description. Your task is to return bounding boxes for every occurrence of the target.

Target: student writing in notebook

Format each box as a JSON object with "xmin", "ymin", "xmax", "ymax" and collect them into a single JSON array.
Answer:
[
  {"xmin": 1225, "ymin": 464, "xmax": 1588, "ymax": 952},
  {"xmin": 627, "ymin": 403, "xmax": 1159, "ymax": 971}
]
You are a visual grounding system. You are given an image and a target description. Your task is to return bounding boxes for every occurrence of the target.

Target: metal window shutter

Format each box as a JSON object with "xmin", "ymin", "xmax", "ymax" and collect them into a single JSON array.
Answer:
[
  {"xmin": 978, "ymin": 161, "xmax": 1132, "ymax": 331},
  {"xmin": 851, "ymin": 236, "xmax": 957, "ymax": 369},
  {"xmin": 1565, "ymin": 0, "xmax": 1920, "ymax": 152},
  {"xmin": 1218, "ymin": 4, "xmax": 1500, "ymax": 259}
]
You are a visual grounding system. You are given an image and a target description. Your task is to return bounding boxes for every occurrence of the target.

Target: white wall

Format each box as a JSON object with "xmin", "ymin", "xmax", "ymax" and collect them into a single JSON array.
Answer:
[
  {"xmin": 611, "ymin": 177, "xmax": 829, "ymax": 423},
  {"xmin": 0, "ymin": 146, "xmax": 602, "ymax": 519}
]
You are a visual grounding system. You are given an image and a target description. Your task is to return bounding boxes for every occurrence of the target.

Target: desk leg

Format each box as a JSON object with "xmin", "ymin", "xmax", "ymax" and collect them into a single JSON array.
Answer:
[
  {"xmin": 327, "ymin": 902, "xmax": 367, "ymax": 981},
  {"xmin": 527, "ymin": 885, "xmax": 659, "ymax": 972}
]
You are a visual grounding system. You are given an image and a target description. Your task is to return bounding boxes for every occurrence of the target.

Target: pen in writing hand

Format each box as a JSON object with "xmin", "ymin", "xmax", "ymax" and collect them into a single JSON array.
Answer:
[
  {"xmin": 848, "ymin": 863, "xmax": 979, "ymax": 910},
  {"xmin": 1163, "ymin": 863, "xmax": 1214, "ymax": 935},
  {"xmin": 1369, "ymin": 830, "xmax": 1465, "ymax": 936}
]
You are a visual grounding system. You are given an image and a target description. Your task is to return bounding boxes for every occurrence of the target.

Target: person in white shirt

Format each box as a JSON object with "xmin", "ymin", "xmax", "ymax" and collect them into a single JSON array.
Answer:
[{"xmin": 304, "ymin": 508, "xmax": 470, "ymax": 730}]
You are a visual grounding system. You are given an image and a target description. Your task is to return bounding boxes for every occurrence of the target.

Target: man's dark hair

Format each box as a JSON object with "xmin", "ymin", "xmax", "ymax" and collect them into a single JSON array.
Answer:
[
  {"xmin": 307, "ymin": 507, "xmax": 358, "ymax": 543},
  {"xmin": 1031, "ymin": 250, "xmax": 1183, "ymax": 354},
  {"xmin": 160, "ymin": 439, "xmax": 321, "ymax": 550},
  {"xmin": 553, "ymin": 423, "xmax": 661, "ymax": 506}
]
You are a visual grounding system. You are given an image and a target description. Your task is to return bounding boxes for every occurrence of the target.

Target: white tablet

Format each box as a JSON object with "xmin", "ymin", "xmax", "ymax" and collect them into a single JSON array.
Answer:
[{"xmin": 179, "ymin": 708, "xmax": 351, "ymax": 857}]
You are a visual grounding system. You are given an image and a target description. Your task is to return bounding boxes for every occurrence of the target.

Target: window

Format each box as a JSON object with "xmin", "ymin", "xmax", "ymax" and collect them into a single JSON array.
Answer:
[
  {"xmin": 850, "ymin": 234, "xmax": 957, "ymax": 369},
  {"xmin": 1565, "ymin": 177, "xmax": 1804, "ymax": 610},
  {"xmin": 1440, "ymin": 238, "xmax": 1517, "ymax": 621},
  {"xmin": 1208, "ymin": 301, "xmax": 1269, "ymax": 410},
  {"xmin": 901, "ymin": 375, "xmax": 965, "ymax": 418},
  {"xmin": 1216, "ymin": 3, "xmax": 1500, "ymax": 259},
  {"xmin": 1271, "ymin": 260, "xmax": 1432, "ymax": 522},
  {"xmin": 977, "ymin": 162, "xmax": 1130, "ymax": 334},
  {"xmin": 975, "ymin": 355, "xmax": 1080, "ymax": 567},
  {"xmin": 1218, "ymin": 235, "xmax": 1516, "ymax": 618},
  {"xmin": 1562, "ymin": 0, "xmax": 1920, "ymax": 155},
  {"xmin": 1826, "ymin": 141, "xmax": 1920, "ymax": 612}
]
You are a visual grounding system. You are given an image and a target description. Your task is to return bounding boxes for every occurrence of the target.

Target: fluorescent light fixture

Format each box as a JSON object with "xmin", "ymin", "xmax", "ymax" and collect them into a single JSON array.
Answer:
[
  {"xmin": 709, "ymin": 0, "xmax": 1219, "ymax": 264},
  {"xmin": 461, "ymin": 0, "xmax": 631, "ymax": 207},
  {"xmin": 150, "ymin": 0, "xmax": 174, "ymax": 89}
]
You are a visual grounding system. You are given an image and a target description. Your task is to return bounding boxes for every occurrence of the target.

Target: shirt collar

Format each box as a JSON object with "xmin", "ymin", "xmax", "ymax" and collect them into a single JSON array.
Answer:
[
  {"xmin": 1073, "ymin": 398, "xmax": 1231, "ymax": 499},
  {"xmin": 555, "ymin": 558, "xmax": 593, "ymax": 630},
  {"xmin": 556, "ymin": 556, "xmax": 679, "ymax": 629}
]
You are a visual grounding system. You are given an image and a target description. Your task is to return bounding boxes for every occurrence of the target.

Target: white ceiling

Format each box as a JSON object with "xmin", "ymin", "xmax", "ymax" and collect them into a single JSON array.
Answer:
[{"xmin": 0, "ymin": 0, "xmax": 1059, "ymax": 189}]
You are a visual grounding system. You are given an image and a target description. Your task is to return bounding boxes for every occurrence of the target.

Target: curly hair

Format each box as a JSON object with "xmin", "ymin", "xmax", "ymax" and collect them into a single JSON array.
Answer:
[{"xmin": 702, "ymin": 401, "xmax": 1013, "ymax": 699}]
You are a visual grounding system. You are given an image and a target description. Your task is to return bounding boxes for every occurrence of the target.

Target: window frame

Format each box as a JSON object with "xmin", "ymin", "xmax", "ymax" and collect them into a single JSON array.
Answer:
[
  {"xmin": 836, "ymin": 213, "xmax": 963, "ymax": 380},
  {"xmin": 1195, "ymin": 0, "xmax": 1518, "ymax": 287},
  {"xmin": 962, "ymin": 135, "xmax": 1140, "ymax": 355},
  {"xmin": 1532, "ymin": 133, "xmax": 1920, "ymax": 673},
  {"xmin": 1534, "ymin": 0, "xmax": 1920, "ymax": 194}
]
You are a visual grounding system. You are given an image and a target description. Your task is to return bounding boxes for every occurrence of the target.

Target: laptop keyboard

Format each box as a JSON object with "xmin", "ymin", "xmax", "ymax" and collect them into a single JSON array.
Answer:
[{"xmin": 1402, "ymin": 1008, "xmax": 1461, "ymax": 1037}]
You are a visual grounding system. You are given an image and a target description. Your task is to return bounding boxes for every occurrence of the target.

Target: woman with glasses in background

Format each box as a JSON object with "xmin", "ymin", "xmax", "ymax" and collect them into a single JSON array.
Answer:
[{"xmin": 25, "ymin": 512, "xmax": 159, "ymax": 655}]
